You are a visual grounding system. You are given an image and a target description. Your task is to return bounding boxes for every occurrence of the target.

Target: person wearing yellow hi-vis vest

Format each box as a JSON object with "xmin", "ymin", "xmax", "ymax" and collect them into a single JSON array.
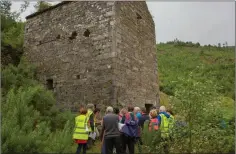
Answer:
[
  {"xmin": 166, "ymin": 109, "xmax": 175, "ymax": 138},
  {"xmin": 73, "ymin": 107, "xmax": 89, "ymax": 154},
  {"xmin": 86, "ymin": 104, "xmax": 95, "ymax": 149},
  {"xmin": 157, "ymin": 106, "xmax": 171, "ymax": 154}
]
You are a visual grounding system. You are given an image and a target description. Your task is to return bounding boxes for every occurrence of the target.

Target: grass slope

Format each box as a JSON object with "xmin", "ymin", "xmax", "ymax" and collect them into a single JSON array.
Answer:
[{"xmin": 157, "ymin": 44, "xmax": 235, "ymax": 100}]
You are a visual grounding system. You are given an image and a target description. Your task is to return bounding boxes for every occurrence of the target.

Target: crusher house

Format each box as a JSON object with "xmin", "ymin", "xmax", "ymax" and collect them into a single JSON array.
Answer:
[{"xmin": 24, "ymin": 1, "xmax": 160, "ymax": 111}]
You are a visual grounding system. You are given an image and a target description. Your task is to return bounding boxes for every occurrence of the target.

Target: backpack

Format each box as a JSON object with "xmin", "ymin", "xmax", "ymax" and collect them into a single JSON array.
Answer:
[
  {"xmin": 121, "ymin": 112, "xmax": 139, "ymax": 138},
  {"xmin": 149, "ymin": 118, "xmax": 159, "ymax": 131}
]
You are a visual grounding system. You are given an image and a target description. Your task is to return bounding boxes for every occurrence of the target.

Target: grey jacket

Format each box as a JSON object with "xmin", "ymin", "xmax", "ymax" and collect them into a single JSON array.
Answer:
[{"xmin": 100, "ymin": 113, "xmax": 120, "ymax": 139}]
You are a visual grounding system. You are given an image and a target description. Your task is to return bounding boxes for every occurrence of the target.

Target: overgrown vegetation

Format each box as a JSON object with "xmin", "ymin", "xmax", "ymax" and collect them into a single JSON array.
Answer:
[
  {"xmin": 157, "ymin": 42, "xmax": 235, "ymax": 100},
  {"xmin": 156, "ymin": 42, "xmax": 235, "ymax": 153},
  {"xmin": 1, "ymin": 0, "xmax": 52, "ymax": 67},
  {"xmin": 34, "ymin": 1, "xmax": 52, "ymax": 12},
  {"xmin": 1, "ymin": 59, "xmax": 76, "ymax": 153},
  {"xmin": 1, "ymin": 0, "xmax": 28, "ymax": 66},
  {"xmin": 1, "ymin": 1, "xmax": 76, "ymax": 152}
]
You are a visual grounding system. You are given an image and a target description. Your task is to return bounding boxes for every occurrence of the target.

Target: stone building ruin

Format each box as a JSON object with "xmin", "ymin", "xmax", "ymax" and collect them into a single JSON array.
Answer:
[{"xmin": 24, "ymin": 1, "xmax": 159, "ymax": 111}]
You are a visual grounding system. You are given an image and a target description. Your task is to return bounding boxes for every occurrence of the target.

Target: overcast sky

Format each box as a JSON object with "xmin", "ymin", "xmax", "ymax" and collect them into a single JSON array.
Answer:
[{"xmin": 11, "ymin": 1, "xmax": 235, "ymax": 46}]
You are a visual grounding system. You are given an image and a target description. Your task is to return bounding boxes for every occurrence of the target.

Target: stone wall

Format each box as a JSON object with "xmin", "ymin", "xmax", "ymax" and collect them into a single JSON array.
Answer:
[
  {"xmin": 112, "ymin": 1, "xmax": 159, "ymax": 108},
  {"xmin": 24, "ymin": 1, "xmax": 159, "ymax": 111},
  {"xmin": 24, "ymin": 1, "xmax": 116, "ymax": 111}
]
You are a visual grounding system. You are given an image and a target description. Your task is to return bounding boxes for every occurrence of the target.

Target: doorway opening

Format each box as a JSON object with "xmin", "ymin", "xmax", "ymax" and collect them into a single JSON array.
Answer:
[
  {"xmin": 46, "ymin": 79, "xmax": 53, "ymax": 90},
  {"xmin": 145, "ymin": 103, "xmax": 153, "ymax": 113}
]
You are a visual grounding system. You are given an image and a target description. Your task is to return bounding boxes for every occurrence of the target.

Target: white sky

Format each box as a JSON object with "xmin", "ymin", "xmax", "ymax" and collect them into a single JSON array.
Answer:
[{"xmin": 11, "ymin": 1, "xmax": 235, "ymax": 46}]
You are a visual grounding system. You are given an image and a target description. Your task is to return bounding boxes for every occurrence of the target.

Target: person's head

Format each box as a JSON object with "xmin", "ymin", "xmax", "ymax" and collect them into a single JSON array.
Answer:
[
  {"xmin": 134, "ymin": 107, "xmax": 141, "ymax": 114},
  {"xmin": 94, "ymin": 108, "xmax": 100, "ymax": 116},
  {"xmin": 141, "ymin": 107, "xmax": 146, "ymax": 114},
  {"xmin": 106, "ymin": 106, "xmax": 113, "ymax": 114},
  {"xmin": 120, "ymin": 108, "xmax": 128, "ymax": 115},
  {"xmin": 127, "ymin": 105, "xmax": 134, "ymax": 112},
  {"xmin": 79, "ymin": 107, "xmax": 88, "ymax": 115},
  {"xmin": 151, "ymin": 106, "xmax": 157, "ymax": 110},
  {"xmin": 159, "ymin": 106, "xmax": 166, "ymax": 112},
  {"xmin": 166, "ymin": 109, "xmax": 174, "ymax": 116},
  {"xmin": 114, "ymin": 107, "xmax": 120, "ymax": 115},
  {"xmin": 87, "ymin": 103, "xmax": 95, "ymax": 111},
  {"xmin": 149, "ymin": 109, "xmax": 157, "ymax": 118}
]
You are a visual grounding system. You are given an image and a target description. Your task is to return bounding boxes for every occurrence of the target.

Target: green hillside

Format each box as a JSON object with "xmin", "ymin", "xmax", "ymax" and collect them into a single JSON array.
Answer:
[
  {"xmin": 156, "ymin": 42, "xmax": 234, "ymax": 153},
  {"xmin": 157, "ymin": 41, "xmax": 234, "ymax": 123},
  {"xmin": 157, "ymin": 42, "xmax": 234, "ymax": 100}
]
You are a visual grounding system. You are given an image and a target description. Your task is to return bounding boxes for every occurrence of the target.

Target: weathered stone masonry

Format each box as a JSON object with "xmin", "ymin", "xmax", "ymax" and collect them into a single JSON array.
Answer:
[{"xmin": 24, "ymin": 1, "xmax": 159, "ymax": 111}]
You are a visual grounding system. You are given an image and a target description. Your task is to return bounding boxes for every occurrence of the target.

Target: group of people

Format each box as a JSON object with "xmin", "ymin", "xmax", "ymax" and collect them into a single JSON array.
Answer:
[{"xmin": 72, "ymin": 103, "xmax": 175, "ymax": 154}]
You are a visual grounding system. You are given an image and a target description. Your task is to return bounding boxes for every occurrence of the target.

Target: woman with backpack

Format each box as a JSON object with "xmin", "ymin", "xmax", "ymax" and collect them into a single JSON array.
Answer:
[
  {"xmin": 149, "ymin": 109, "xmax": 159, "ymax": 131},
  {"xmin": 120, "ymin": 105, "xmax": 139, "ymax": 154},
  {"xmin": 142, "ymin": 109, "xmax": 161, "ymax": 147}
]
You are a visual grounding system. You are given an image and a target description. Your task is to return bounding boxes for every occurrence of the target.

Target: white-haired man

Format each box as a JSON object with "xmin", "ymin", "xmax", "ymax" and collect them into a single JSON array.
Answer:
[
  {"xmin": 157, "ymin": 106, "xmax": 170, "ymax": 133},
  {"xmin": 100, "ymin": 106, "xmax": 121, "ymax": 154}
]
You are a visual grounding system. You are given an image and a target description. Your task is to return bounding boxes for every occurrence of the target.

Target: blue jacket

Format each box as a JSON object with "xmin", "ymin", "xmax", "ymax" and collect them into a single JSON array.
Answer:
[
  {"xmin": 157, "ymin": 112, "xmax": 170, "ymax": 127},
  {"xmin": 136, "ymin": 112, "xmax": 142, "ymax": 120},
  {"xmin": 121, "ymin": 112, "xmax": 139, "ymax": 137}
]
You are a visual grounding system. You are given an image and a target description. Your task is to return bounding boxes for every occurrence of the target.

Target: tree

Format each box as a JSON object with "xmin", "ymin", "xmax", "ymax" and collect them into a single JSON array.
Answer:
[
  {"xmin": 0, "ymin": 0, "xmax": 29, "ymax": 20},
  {"xmin": 225, "ymin": 41, "xmax": 228, "ymax": 51},
  {"xmin": 225, "ymin": 41, "xmax": 228, "ymax": 47},
  {"xmin": 0, "ymin": 0, "xmax": 11, "ymax": 17},
  {"xmin": 1, "ymin": 0, "xmax": 29, "ymax": 67},
  {"xmin": 196, "ymin": 42, "xmax": 200, "ymax": 47},
  {"xmin": 1, "ymin": 59, "xmax": 75, "ymax": 153},
  {"xmin": 218, "ymin": 43, "xmax": 221, "ymax": 48}
]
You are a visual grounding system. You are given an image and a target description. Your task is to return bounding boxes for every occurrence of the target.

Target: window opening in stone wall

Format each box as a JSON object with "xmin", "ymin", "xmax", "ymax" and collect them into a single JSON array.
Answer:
[
  {"xmin": 145, "ymin": 103, "xmax": 153, "ymax": 113},
  {"xmin": 69, "ymin": 31, "xmax": 77, "ymax": 40},
  {"xmin": 76, "ymin": 75, "xmax": 81, "ymax": 79},
  {"xmin": 46, "ymin": 79, "xmax": 53, "ymax": 90},
  {"xmin": 56, "ymin": 34, "xmax": 61, "ymax": 39},
  {"xmin": 136, "ymin": 13, "xmax": 142, "ymax": 20},
  {"xmin": 83, "ymin": 29, "xmax": 90, "ymax": 37}
]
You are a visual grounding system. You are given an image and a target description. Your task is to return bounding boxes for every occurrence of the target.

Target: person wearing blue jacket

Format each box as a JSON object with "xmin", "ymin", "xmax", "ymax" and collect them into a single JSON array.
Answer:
[{"xmin": 157, "ymin": 106, "xmax": 170, "ymax": 127}]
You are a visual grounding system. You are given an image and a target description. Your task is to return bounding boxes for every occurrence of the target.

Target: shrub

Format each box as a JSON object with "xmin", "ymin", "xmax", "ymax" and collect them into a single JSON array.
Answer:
[
  {"xmin": 2, "ymin": 87, "xmax": 51, "ymax": 153},
  {"xmin": 1, "ymin": 59, "xmax": 76, "ymax": 153},
  {"xmin": 168, "ymin": 74, "xmax": 234, "ymax": 153}
]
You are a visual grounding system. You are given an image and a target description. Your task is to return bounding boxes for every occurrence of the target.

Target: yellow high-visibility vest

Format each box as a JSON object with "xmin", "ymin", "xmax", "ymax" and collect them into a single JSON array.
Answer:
[
  {"xmin": 160, "ymin": 113, "xmax": 170, "ymax": 138},
  {"xmin": 169, "ymin": 115, "xmax": 175, "ymax": 129},
  {"xmin": 73, "ymin": 115, "xmax": 89, "ymax": 140},
  {"xmin": 86, "ymin": 109, "xmax": 94, "ymax": 132}
]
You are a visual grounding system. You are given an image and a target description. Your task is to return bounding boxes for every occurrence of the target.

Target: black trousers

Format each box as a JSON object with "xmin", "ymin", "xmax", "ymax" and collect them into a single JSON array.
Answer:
[
  {"xmin": 121, "ymin": 134, "xmax": 135, "ymax": 154},
  {"xmin": 76, "ymin": 143, "xmax": 87, "ymax": 154},
  {"xmin": 104, "ymin": 136, "xmax": 121, "ymax": 154},
  {"xmin": 86, "ymin": 137, "xmax": 93, "ymax": 149},
  {"xmin": 161, "ymin": 137, "xmax": 169, "ymax": 154}
]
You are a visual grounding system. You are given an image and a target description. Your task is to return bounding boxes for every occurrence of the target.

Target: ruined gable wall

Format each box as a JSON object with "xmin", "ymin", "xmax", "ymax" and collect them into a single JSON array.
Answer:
[
  {"xmin": 24, "ymin": 2, "xmax": 116, "ymax": 110},
  {"xmin": 113, "ymin": 1, "xmax": 159, "ymax": 107}
]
